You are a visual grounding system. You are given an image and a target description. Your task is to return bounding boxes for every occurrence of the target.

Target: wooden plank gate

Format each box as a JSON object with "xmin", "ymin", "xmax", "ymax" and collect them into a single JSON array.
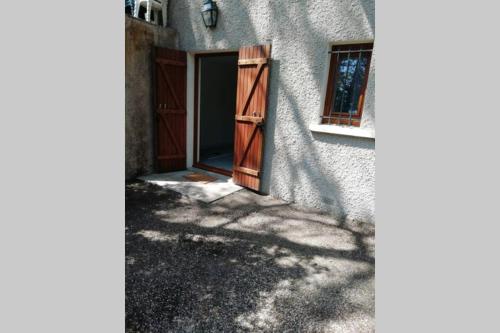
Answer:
[
  {"xmin": 153, "ymin": 47, "xmax": 187, "ymax": 172},
  {"xmin": 232, "ymin": 44, "xmax": 272, "ymax": 192}
]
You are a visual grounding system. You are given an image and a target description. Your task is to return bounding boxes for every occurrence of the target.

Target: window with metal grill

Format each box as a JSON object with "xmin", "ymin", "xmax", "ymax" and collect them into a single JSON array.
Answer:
[{"xmin": 322, "ymin": 43, "xmax": 373, "ymax": 127}]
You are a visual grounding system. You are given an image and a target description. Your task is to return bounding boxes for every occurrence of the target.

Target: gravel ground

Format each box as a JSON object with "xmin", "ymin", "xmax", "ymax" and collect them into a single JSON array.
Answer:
[{"xmin": 126, "ymin": 180, "xmax": 375, "ymax": 333}]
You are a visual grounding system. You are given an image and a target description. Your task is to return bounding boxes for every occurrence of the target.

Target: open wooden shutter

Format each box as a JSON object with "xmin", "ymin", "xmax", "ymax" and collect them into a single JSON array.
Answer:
[
  {"xmin": 233, "ymin": 45, "xmax": 272, "ymax": 191},
  {"xmin": 153, "ymin": 47, "xmax": 187, "ymax": 172}
]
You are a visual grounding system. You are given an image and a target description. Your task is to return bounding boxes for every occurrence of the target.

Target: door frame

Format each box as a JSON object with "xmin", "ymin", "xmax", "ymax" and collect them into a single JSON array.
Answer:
[{"xmin": 192, "ymin": 51, "xmax": 239, "ymax": 177}]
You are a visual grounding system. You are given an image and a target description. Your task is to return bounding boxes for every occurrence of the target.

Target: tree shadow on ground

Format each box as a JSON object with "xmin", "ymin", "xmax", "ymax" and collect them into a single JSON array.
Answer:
[{"xmin": 126, "ymin": 181, "xmax": 374, "ymax": 333}]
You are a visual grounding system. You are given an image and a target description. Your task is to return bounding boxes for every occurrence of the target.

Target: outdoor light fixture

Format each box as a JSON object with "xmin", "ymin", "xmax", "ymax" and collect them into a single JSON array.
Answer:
[{"xmin": 201, "ymin": 0, "xmax": 218, "ymax": 28}]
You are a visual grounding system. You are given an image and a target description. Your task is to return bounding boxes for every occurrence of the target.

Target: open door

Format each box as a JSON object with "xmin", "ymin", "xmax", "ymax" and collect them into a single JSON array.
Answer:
[
  {"xmin": 233, "ymin": 45, "xmax": 272, "ymax": 191},
  {"xmin": 153, "ymin": 47, "xmax": 187, "ymax": 172}
]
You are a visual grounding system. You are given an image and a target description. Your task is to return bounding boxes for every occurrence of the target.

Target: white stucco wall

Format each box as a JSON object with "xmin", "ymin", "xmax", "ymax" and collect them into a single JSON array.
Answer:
[{"xmin": 169, "ymin": 0, "xmax": 375, "ymax": 223}]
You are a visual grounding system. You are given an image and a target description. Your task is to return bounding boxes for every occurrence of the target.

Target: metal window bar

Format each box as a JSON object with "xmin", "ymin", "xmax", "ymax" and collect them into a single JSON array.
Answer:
[
  {"xmin": 323, "ymin": 47, "xmax": 372, "ymax": 126},
  {"xmin": 349, "ymin": 51, "xmax": 363, "ymax": 126},
  {"xmin": 336, "ymin": 51, "xmax": 351, "ymax": 125},
  {"xmin": 328, "ymin": 51, "xmax": 340, "ymax": 125},
  {"xmin": 329, "ymin": 49, "xmax": 373, "ymax": 54}
]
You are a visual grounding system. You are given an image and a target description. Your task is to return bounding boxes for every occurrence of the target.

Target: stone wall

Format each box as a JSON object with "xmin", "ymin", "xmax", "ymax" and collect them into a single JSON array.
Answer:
[{"xmin": 125, "ymin": 16, "xmax": 177, "ymax": 179}]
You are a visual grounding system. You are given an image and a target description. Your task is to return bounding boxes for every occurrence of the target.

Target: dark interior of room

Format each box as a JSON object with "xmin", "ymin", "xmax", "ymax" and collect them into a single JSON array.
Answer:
[{"xmin": 199, "ymin": 54, "xmax": 238, "ymax": 172}]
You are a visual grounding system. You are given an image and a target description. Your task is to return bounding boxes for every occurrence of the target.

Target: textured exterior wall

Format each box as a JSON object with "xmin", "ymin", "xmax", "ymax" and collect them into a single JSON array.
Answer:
[
  {"xmin": 169, "ymin": 0, "xmax": 375, "ymax": 223},
  {"xmin": 125, "ymin": 16, "xmax": 178, "ymax": 179}
]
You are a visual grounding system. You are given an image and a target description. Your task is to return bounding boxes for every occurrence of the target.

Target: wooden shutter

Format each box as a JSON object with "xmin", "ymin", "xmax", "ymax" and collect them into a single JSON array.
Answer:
[
  {"xmin": 153, "ymin": 47, "xmax": 187, "ymax": 172},
  {"xmin": 233, "ymin": 45, "xmax": 272, "ymax": 191}
]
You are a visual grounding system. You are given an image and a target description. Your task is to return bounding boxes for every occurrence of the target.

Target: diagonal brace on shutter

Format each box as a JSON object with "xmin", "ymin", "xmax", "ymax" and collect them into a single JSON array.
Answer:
[
  {"xmin": 158, "ymin": 64, "xmax": 182, "ymax": 109},
  {"xmin": 239, "ymin": 63, "xmax": 266, "ymax": 116},
  {"xmin": 237, "ymin": 123, "xmax": 259, "ymax": 167},
  {"xmin": 159, "ymin": 115, "xmax": 185, "ymax": 157}
]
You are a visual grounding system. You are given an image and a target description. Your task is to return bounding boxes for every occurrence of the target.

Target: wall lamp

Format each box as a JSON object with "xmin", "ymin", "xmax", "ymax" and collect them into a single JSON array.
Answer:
[{"xmin": 201, "ymin": 0, "xmax": 218, "ymax": 28}]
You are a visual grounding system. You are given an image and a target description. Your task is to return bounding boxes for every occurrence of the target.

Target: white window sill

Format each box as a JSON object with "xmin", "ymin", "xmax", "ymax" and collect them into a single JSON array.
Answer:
[{"xmin": 309, "ymin": 124, "xmax": 375, "ymax": 139}]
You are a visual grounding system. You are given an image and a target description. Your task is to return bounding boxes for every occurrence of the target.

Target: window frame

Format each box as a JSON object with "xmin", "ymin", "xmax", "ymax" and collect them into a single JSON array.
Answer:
[{"xmin": 321, "ymin": 42, "xmax": 373, "ymax": 127}]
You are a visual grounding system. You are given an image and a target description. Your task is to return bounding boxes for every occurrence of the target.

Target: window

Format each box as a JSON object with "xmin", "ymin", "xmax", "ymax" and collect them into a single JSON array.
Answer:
[{"xmin": 322, "ymin": 43, "xmax": 373, "ymax": 127}]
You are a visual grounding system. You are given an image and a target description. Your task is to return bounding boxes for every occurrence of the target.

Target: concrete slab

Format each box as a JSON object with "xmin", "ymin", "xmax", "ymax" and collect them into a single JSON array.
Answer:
[{"xmin": 138, "ymin": 168, "xmax": 242, "ymax": 203}]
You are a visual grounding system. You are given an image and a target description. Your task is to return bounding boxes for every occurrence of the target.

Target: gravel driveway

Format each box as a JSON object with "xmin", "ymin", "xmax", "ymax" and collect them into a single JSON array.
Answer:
[{"xmin": 126, "ymin": 180, "xmax": 375, "ymax": 333}]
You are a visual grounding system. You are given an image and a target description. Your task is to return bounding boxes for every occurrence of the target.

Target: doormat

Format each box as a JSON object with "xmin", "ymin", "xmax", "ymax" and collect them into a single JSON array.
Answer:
[
  {"xmin": 139, "ymin": 169, "xmax": 242, "ymax": 203},
  {"xmin": 183, "ymin": 172, "xmax": 217, "ymax": 183}
]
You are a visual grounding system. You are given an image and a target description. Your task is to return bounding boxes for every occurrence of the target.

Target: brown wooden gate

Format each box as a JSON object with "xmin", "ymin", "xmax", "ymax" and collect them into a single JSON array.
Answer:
[
  {"xmin": 153, "ymin": 47, "xmax": 187, "ymax": 172},
  {"xmin": 232, "ymin": 45, "xmax": 272, "ymax": 191}
]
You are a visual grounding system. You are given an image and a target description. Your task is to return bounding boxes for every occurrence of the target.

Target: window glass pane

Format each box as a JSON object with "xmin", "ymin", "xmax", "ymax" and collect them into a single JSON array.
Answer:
[{"xmin": 332, "ymin": 52, "xmax": 369, "ymax": 115}]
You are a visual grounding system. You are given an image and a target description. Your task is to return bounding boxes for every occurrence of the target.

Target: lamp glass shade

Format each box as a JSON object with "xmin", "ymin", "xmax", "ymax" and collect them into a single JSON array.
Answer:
[{"xmin": 201, "ymin": 1, "xmax": 218, "ymax": 28}]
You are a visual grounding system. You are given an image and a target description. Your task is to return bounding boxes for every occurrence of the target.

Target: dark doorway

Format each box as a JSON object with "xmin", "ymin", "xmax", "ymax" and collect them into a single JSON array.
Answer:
[{"xmin": 195, "ymin": 53, "xmax": 239, "ymax": 175}]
